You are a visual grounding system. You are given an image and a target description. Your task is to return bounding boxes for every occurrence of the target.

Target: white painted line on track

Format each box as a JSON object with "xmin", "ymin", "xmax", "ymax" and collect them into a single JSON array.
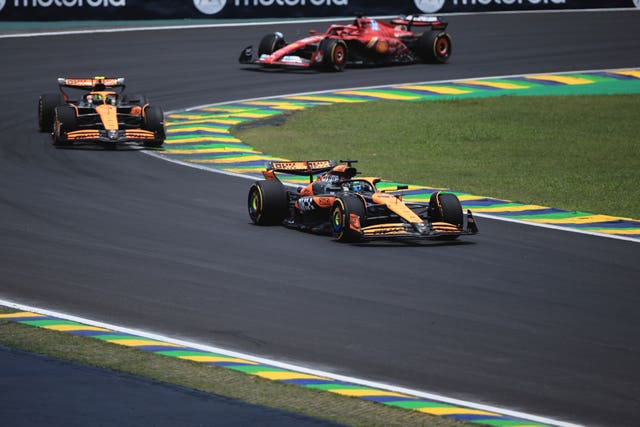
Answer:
[
  {"xmin": 153, "ymin": 66, "xmax": 640, "ymax": 244},
  {"xmin": 0, "ymin": 297, "xmax": 584, "ymax": 427},
  {"xmin": 1, "ymin": 8, "xmax": 638, "ymax": 39}
]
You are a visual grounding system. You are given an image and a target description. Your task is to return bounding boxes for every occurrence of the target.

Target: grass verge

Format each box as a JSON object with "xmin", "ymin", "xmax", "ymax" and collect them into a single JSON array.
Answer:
[
  {"xmin": 233, "ymin": 94, "xmax": 640, "ymax": 219},
  {"xmin": 0, "ymin": 306, "xmax": 468, "ymax": 427}
]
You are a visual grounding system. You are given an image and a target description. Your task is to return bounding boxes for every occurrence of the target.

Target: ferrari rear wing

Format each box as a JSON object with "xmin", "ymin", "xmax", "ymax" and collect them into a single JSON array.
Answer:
[
  {"xmin": 391, "ymin": 15, "xmax": 448, "ymax": 31},
  {"xmin": 263, "ymin": 160, "xmax": 338, "ymax": 181}
]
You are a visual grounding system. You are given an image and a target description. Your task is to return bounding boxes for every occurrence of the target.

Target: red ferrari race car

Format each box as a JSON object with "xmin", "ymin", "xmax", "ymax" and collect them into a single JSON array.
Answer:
[
  {"xmin": 248, "ymin": 160, "xmax": 478, "ymax": 243},
  {"xmin": 239, "ymin": 15, "xmax": 452, "ymax": 71},
  {"xmin": 38, "ymin": 77, "xmax": 165, "ymax": 148}
]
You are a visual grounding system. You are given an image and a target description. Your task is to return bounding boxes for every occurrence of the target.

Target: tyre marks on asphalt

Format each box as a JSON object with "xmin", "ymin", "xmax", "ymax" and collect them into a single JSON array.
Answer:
[{"xmin": 156, "ymin": 69, "xmax": 640, "ymax": 241}]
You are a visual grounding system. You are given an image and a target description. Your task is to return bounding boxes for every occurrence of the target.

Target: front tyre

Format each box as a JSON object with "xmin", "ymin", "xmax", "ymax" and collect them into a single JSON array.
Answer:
[
  {"xmin": 429, "ymin": 192, "xmax": 463, "ymax": 228},
  {"xmin": 258, "ymin": 32, "xmax": 286, "ymax": 56},
  {"xmin": 319, "ymin": 38, "xmax": 348, "ymax": 72},
  {"xmin": 143, "ymin": 105, "xmax": 166, "ymax": 147},
  {"xmin": 52, "ymin": 106, "xmax": 77, "ymax": 146},
  {"xmin": 417, "ymin": 31, "xmax": 452, "ymax": 64},
  {"xmin": 38, "ymin": 93, "xmax": 65, "ymax": 132},
  {"xmin": 331, "ymin": 194, "xmax": 365, "ymax": 242},
  {"xmin": 248, "ymin": 180, "xmax": 288, "ymax": 226}
]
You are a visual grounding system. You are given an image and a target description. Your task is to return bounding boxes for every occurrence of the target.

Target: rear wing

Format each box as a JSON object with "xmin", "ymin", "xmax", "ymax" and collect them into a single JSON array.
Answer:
[
  {"xmin": 57, "ymin": 76, "xmax": 126, "ymax": 90},
  {"xmin": 263, "ymin": 160, "xmax": 338, "ymax": 182},
  {"xmin": 391, "ymin": 15, "xmax": 447, "ymax": 30}
]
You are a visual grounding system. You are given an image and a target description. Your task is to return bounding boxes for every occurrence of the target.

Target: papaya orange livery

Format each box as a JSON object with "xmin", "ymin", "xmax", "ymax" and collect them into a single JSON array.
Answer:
[
  {"xmin": 38, "ymin": 76, "xmax": 165, "ymax": 148},
  {"xmin": 248, "ymin": 160, "xmax": 478, "ymax": 243}
]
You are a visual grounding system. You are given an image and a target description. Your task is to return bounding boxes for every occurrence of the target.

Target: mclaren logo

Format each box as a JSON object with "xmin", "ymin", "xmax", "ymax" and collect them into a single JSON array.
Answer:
[
  {"xmin": 414, "ymin": 0, "xmax": 445, "ymax": 13},
  {"xmin": 0, "ymin": 0, "xmax": 5, "ymax": 11},
  {"xmin": 634, "ymin": 0, "xmax": 640, "ymax": 8},
  {"xmin": 193, "ymin": 0, "xmax": 226, "ymax": 15}
]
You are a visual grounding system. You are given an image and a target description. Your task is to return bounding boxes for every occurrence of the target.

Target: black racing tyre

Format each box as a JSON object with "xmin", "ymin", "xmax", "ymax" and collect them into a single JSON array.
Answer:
[
  {"xmin": 417, "ymin": 31, "xmax": 452, "ymax": 64},
  {"xmin": 52, "ymin": 106, "xmax": 77, "ymax": 146},
  {"xmin": 258, "ymin": 32, "xmax": 286, "ymax": 56},
  {"xmin": 248, "ymin": 180, "xmax": 288, "ymax": 226},
  {"xmin": 330, "ymin": 194, "xmax": 366, "ymax": 243},
  {"xmin": 38, "ymin": 93, "xmax": 65, "ymax": 132},
  {"xmin": 319, "ymin": 38, "xmax": 348, "ymax": 72},
  {"xmin": 429, "ymin": 192, "xmax": 463, "ymax": 228},
  {"xmin": 143, "ymin": 105, "xmax": 166, "ymax": 147},
  {"xmin": 122, "ymin": 93, "xmax": 148, "ymax": 106}
]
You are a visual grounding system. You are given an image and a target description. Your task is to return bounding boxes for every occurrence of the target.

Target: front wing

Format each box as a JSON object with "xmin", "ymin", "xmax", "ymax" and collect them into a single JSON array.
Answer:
[
  {"xmin": 62, "ymin": 129, "xmax": 159, "ymax": 144},
  {"xmin": 358, "ymin": 211, "xmax": 479, "ymax": 241}
]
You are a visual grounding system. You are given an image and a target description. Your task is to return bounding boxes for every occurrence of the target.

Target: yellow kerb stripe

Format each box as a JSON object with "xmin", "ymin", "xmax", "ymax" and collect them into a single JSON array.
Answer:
[
  {"xmin": 394, "ymin": 85, "xmax": 470, "ymax": 94},
  {"xmin": 178, "ymin": 355, "xmax": 258, "ymax": 364},
  {"xmin": 254, "ymin": 371, "xmax": 330, "ymax": 381},
  {"xmin": 524, "ymin": 75, "xmax": 593, "ymax": 85},
  {"xmin": 457, "ymin": 80, "xmax": 528, "ymax": 89},
  {"xmin": 418, "ymin": 407, "xmax": 500, "ymax": 416},
  {"xmin": 328, "ymin": 389, "xmax": 410, "ymax": 397},
  {"xmin": 525, "ymin": 215, "xmax": 622, "ymax": 224},
  {"xmin": 107, "ymin": 339, "xmax": 181, "ymax": 347},
  {"xmin": 472, "ymin": 205, "xmax": 549, "ymax": 213},
  {"xmin": 611, "ymin": 70, "xmax": 640, "ymax": 79},
  {"xmin": 0, "ymin": 312, "xmax": 44, "ymax": 318},
  {"xmin": 286, "ymin": 95, "xmax": 365, "ymax": 103},
  {"xmin": 336, "ymin": 90, "xmax": 420, "ymax": 100}
]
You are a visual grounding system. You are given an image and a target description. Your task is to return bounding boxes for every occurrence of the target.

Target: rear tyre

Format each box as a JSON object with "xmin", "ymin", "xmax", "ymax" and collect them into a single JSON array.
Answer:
[
  {"xmin": 429, "ymin": 192, "xmax": 463, "ymax": 228},
  {"xmin": 143, "ymin": 105, "xmax": 165, "ymax": 147},
  {"xmin": 248, "ymin": 180, "xmax": 288, "ymax": 226},
  {"xmin": 38, "ymin": 93, "xmax": 65, "ymax": 132},
  {"xmin": 331, "ymin": 194, "xmax": 365, "ymax": 242},
  {"xmin": 258, "ymin": 32, "xmax": 286, "ymax": 56},
  {"xmin": 417, "ymin": 31, "xmax": 452, "ymax": 63},
  {"xmin": 319, "ymin": 38, "xmax": 348, "ymax": 72},
  {"xmin": 52, "ymin": 106, "xmax": 77, "ymax": 146}
]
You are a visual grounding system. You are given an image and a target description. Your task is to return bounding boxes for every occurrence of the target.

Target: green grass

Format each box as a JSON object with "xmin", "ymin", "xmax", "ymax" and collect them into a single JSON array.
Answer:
[
  {"xmin": 0, "ymin": 306, "xmax": 468, "ymax": 427},
  {"xmin": 233, "ymin": 95, "xmax": 640, "ymax": 219}
]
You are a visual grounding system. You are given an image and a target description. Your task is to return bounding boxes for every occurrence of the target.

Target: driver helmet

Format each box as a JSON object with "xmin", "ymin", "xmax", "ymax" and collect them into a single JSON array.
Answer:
[
  {"xmin": 106, "ymin": 94, "xmax": 116, "ymax": 105},
  {"xmin": 92, "ymin": 94, "xmax": 104, "ymax": 104},
  {"xmin": 351, "ymin": 182, "xmax": 363, "ymax": 192}
]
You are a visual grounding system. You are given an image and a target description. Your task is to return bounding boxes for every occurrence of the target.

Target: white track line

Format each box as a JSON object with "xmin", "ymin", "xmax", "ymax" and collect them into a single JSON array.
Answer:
[{"xmin": 0, "ymin": 297, "xmax": 584, "ymax": 427}]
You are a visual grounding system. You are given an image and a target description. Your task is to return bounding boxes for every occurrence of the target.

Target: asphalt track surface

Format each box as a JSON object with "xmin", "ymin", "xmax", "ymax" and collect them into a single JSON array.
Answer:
[
  {"xmin": 0, "ymin": 346, "xmax": 343, "ymax": 427},
  {"xmin": 1, "ymin": 11, "xmax": 639, "ymax": 427}
]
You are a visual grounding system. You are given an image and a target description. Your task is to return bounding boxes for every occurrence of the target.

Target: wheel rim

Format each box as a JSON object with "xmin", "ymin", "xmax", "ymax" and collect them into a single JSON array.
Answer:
[
  {"xmin": 333, "ymin": 45, "xmax": 345, "ymax": 64},
  {"xmin": 248, "ymin": 188, "xmax": 262, "ymax": 221},
  {"xmin": 332, "ymin": 206, "xmax": 344, "ymax": 234},
  {"xmin": 436, "ymin": 36, "xmax": 450, "ymax": 57}
]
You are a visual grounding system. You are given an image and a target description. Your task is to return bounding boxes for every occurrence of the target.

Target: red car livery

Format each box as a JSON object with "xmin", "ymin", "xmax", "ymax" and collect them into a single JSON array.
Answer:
[{"xmin": 239, "ymin": 15, "xmax": 452, "ymax": 72}]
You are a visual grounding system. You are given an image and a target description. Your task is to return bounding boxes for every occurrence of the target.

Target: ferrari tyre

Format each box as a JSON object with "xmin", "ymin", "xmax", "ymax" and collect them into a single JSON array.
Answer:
[
  {"xmin": 52, "ymin": 106, "xmax": 77, "ymax": 146},
  {"xmin": 429, "ymin": 192, "xmax": 463, "ymax": 228},
  {"xmin": 331, "ymin": 194, "xmax": 365, "ymax": 243},
  {"xmin": 248, "ymin": 180, "xmax": 288, "ymax": 226},
  {"xmin": 417, "ymin": 31, "xmax": 452, "ymax": 64},
  {"xmin": 143, "ymin": 105, "xmax": 166, "ymax": 147},
  {"xmin": 38, "ymin": 93, "xmax": 65, "ymax": 132},
  {"xmin": 319, "ymin": 38, "xmax": 348, "ymax": 72},
  {"xmin": 258, "ymin": 32, "xmax": 286, "ymax": 56}
]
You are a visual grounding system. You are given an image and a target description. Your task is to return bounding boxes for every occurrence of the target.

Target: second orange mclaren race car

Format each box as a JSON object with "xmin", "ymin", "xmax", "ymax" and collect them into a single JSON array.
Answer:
[
  {"xmin": 248, "ymin": 160, "xmax": 478, "ymax": 243},
  {"xmin": 38, "ymin": 76, "xmax": 165, "ymax": 148}
]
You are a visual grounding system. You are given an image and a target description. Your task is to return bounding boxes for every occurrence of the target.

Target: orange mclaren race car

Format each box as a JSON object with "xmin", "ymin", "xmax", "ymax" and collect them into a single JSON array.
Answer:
[
  {"xmin": 239, "ymin": 15, "xmax": 452, "ymax": 72},
  {"xmin": 38, "ymin": 77, "xmax": 165, "ymax": 148},
  {"xmin": 248, "ymin": 160, "xmax": 478, "ymax": 243}
]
